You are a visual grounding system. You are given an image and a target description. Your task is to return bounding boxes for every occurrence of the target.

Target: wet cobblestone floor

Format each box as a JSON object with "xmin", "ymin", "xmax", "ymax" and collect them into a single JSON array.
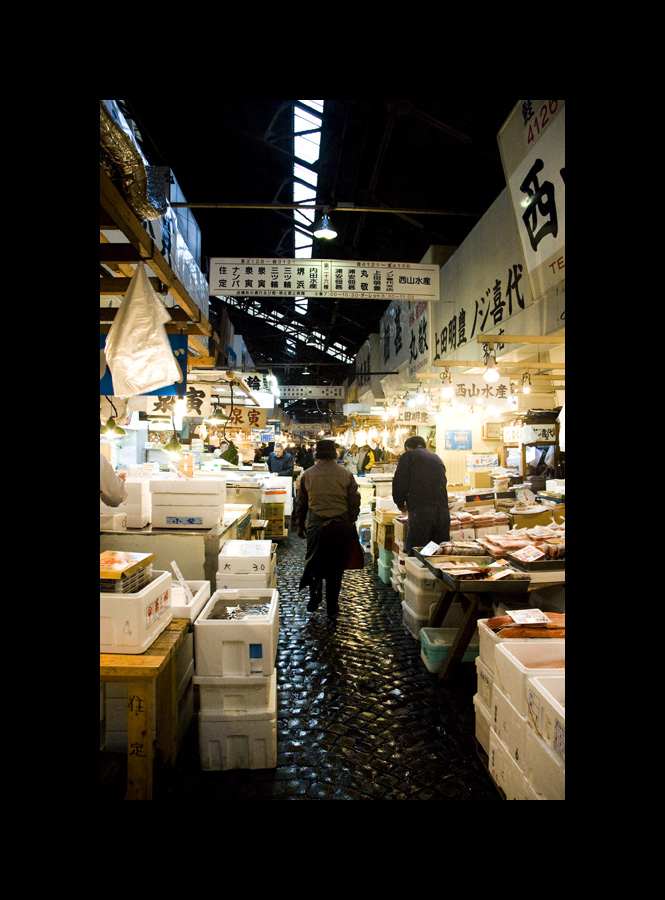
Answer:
[{"xmin": 159, "ymin": 531, "xmax": 501, "ymax": 800}]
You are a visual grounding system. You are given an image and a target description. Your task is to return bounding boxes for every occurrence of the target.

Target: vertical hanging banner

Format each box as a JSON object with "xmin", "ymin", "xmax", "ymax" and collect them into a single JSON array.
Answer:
[
  {"xmin": 498, "ymin": 100, "xmax": 565, "ymax": 301},
  {"xmin": 408, "ymin": 301, "xmax": 432, "ymax": 378},
  {"xmin": 209, "ymin": 258, "xmax": 440, "ymax": 301}
]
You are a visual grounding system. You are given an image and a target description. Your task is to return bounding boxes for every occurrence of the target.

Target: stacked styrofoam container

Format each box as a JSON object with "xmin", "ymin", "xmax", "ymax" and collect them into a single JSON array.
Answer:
[
  {"xmin": 100, "ymin": 477, "xmax": 152, "ymax": 529},
  {"xmin": 100, "ymin": 558, "xmax": 172, "ymax": 655},
  {"xmin": 194, "ymin": 585, "xmax": 279, "ymax": 771},
  {"xmin": 149, "ymin": 476, "xmax": 226, "ymax": 529},
  {"xmin": 474, "ymin": 618, "xmax": 565, "ymax": 799},
  {"xmin": 216, "ymin": 540, "xmax": 277, "ymax": 590}
]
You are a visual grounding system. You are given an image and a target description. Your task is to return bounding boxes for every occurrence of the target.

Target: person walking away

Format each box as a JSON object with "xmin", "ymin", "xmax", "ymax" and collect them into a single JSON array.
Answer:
[
  {"xmin": 392, "ymin": 435, "xmax": 450, "ymax": 556},
  {"xmin": 295, "ymin": 440, "xmax": 362, "ymax": 616}
]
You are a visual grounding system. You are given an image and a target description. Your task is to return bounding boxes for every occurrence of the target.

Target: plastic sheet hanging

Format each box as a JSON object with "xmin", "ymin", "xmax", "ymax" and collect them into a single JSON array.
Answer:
[{"xmin": 104, "ymin": 262, "xmax": 182, "ymax": 397}]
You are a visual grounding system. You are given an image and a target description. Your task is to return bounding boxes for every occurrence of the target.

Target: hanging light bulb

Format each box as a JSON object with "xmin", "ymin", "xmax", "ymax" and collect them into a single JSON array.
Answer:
[
  {"xmin": 483, "ymin": 350, "xmax": 500, "ymax": 383},
  {"xmin": 312, "ymin": 209, "xmax": 337, "ymax": 239},
  {"xmin": 522, "ymin": 373, "xmax": 532, "ymax": 394},
  {"xmin": 100, "ymin": 417, "xmax": 126, "ymax": 439}
]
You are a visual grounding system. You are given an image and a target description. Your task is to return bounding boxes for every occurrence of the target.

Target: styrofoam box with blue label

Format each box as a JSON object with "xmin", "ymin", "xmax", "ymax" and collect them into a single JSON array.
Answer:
[
  {"xmin": 194, "ymin": 588, "xmax": 279, "ymax": 677},
  {"xmin": 149, "ymin": 477, "xmax": 226, "ymax": 527},
  {"xmin": 527, "ymin": 675, "xmax": 565, "ymax": 763},
  {"xmin": 218, "ymin": 540, "xmax": 275, "ymax": 574},
  {"xmin": 100, "ymin": 571, "xmax": 172, "ymax": 654},
  {"xmin": 494, "ymin": 641, "xmax": 565, "ymax": 717}
]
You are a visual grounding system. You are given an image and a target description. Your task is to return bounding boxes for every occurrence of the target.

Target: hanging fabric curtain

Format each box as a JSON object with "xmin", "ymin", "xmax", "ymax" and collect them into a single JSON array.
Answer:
[{"xmin": 104, "ymin": 262, "xmax": 182, "ymax": 397}]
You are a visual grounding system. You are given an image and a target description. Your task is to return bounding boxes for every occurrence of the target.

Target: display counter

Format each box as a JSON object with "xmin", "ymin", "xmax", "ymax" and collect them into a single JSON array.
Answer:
[{"xmin": 100, "ymin": 505, "xmax": 252, "ymax": 586}]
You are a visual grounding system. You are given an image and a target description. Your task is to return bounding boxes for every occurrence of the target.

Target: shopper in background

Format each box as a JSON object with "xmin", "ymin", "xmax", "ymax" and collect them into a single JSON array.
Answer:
[
  {"xmin": 267, "ymin": 441, "xmax": 294, "ymax": 476},
  {"xmin": 392, "ymin": 435, "xmax": 450, "ymax": 556},
  {"xmin": 302, "ymin": 443, "xmax": 315, "ymax": 469},
  {"xmin": 295, "ymin": 440, "xmax": 362, "ymax": 616},
  {"xmin": 100, "ymin": 452, "xmax": 128, "ymax": 507},
  {"xmin": 358, "ymin": 444, "xmax": 375, "ymax": 475},
  {"xmin": 344, "ymin": 444, "xmax": 360, "ymax": 475}
]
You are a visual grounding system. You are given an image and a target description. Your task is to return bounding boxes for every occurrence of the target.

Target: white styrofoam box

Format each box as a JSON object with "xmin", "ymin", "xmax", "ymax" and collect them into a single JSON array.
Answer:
[
  {"xmin": 152, "ymin": 506, "xmax": 223, "ymax": 528},
  {"xmin": 195, "ymin": 669, "xmax": 276, "ymax": 713},
  {"xmin": 401, "ymin": 599, "xmax": 430, "ymax": 641},
  {"xmin": 473, "ymin": 693, "xmax": 491, "ymax": 756},
  {"xmin": 150, "ymin": 476, "xmax": 226, "ymax": 497},
  {"xmin": 100, "ymin": 571, "xmax": 172, "ymax": 654},
  {"xmin": 524, "ymin": 724, "xmax": 565, "ymax": 800},
  {"xmin": 100, "ymin": 513, "xmax": 127, "ymax": 531},
  {"xmin": 198, "ymin": 708, "xmax": 277, "ymax": 771},
  {"xmin": 405, "ymin": 556, "xmax": 442, "ymax": 591},
  {"xmin": 218, "ymin": 540, "xmax": 275, "ymax": 574},
  {"xmin": 478, "ymin": 618, "xmax": 538, "ymax": 673},
  {"xmin": 546, "ymin": 479, "xmax": 565, "ymax": 492},
  {"xmin": 475, "ymin": 656, "xmax": 494, "ymax": 711},
  {"xmin": 170, "ymin": 580, "xmax": 211, "ymax": 620},
  {"xmin": 216, "ymin": 567, "xmax": 277, "ymax": 591},
  {"xmin": 125, "ymin": 513, "xmax": 151, "ymax": 528},
  {"xmin": 376, "ymin": 495, "xmax": 400, "ymax": 512},
  {"xmin": 152, "ymin": 492, "xmax": 224, "ymax": 507},
  {"xmin": 488, "ymin": 730, "xmax": 529, "ymax": 800},
  {"xmin": 194, "ymin": 588, "xmax": 279, "ymax": 677},
  {"xmin": 494, "ymin": 641, "xmax": 565, "ymax": 716},
  {"xmin": 527, "ymin": 675, "xmax": 565, "ymax": 763},
  {"xmin": 492, "ymin": 683, "xmax": 527, "ymax": 771}
]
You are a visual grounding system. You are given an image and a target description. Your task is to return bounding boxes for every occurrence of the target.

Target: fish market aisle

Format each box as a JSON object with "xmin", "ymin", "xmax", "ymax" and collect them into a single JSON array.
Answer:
[{"xmin": 159, "ymin": 532, "xmax": 501, "ymax": 800}]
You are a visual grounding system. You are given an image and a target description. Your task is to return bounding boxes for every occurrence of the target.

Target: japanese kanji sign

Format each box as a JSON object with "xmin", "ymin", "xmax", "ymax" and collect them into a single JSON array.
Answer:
[
  {"xmin": 452, "ymin": 375, "xmax": 512, "ymax": 407},
  {"xmin": 209, "ymin": 258, "xmax": 440, "ymax": 302},
  {"xmin": 498, "ymin": 100, "xmax": 565, "ymax": 301},
  {"xmin": 278, "ymin": 385, "xmax": 346, "ymax": 400}
]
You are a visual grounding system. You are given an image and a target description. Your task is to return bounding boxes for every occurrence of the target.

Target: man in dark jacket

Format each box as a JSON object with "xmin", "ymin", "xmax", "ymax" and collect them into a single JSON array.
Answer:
[
  {"xmin": 392, "ymin": 435, "xmax": 450, "ymax": 555},
  {"xmin": 267, "ymin": 442, "xmax": 294, "ymax": 476}
]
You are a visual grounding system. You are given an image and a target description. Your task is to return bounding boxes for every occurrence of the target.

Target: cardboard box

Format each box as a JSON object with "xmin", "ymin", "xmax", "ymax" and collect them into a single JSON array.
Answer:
[{"xmin": 465, "ymin": 470, "xmax": 493, "ymax": 489}]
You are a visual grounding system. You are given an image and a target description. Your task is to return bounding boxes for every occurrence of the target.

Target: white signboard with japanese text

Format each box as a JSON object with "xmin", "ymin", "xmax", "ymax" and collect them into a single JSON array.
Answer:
[
  {"xmin": 213, "ymin": 406, "xmax": 268, "ymax": 430},
  {"xmin": 209, "ymin": 258, "xmax": 440, "ymax": 302},
  {"xmin": 395, "ymin": 408, "xmax": 433, "ymax": 427},
  {"xmin": 279, "ymin": 385, "xmax": 346, "ymax": 400},
  {"xmin": 498, "ymin": 100, "xmax": 565, "ymax": 301},
  {"xmin": 452, "ymin": 375, "xmax": 512, "ymax": 407},
  {"xmin": 432, "ymin": 189, "xmax": 536, "ymax": 364}
]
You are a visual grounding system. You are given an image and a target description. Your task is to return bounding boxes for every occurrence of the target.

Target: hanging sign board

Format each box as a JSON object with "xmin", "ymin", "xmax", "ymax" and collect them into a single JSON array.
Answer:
[
  {"xmin": 452, "ymin": 375, "xmax": 512, "ymax": 407},
  {"xmin": 279, "ymin": 385, "xmax": 346, "ymax": 400},
  {"xmin": 395, "ymin": 408, "xmax": 433, "ymax": 426},
  {"xmin": 498, "ymin": 100, "xmax": 565, "ymax": 301},
  {"xmin": 408, "ymin": 301, "xmax": 432, "ymax": 378},
  {"xmin": 209, "ymin": 258, "xmax": 440, "ymax": 302},
  {"xmin": 211, "ymin": 406, "xmax": 268, "ymax": 430}
]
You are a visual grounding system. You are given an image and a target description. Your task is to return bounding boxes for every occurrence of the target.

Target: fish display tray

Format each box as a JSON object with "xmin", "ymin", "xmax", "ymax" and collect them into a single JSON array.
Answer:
[
  {"xmin": 414, "ymin": 550, "xmax": 530, "ymax": 594},
  {"xmin": 504, "ymin": 552, "xmax": 565, "ymax": 571}
]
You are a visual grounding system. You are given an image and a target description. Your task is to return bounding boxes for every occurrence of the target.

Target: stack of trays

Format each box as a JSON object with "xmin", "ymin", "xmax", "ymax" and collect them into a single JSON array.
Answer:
[
  {"xmin": 150, "ymin": 477, "xmax": 226, "ymax": 528},
  {"xmin": 216, "ymin": 539, "xmax": 276, "ymax": 590},
  {"xmin": 194, "ymin": 588, "xmax": 279, "ymax": 770}
]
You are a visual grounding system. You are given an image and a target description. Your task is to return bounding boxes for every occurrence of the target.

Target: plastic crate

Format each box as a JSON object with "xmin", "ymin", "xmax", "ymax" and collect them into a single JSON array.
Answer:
[
  {"xmin": 401, "ymin": 599, "xmax": 429, "ymax": 640},
  {"xmin": 419, "ymin": 627, "xmax": 479, "ymax": 673},
  {"xmin": 100, "ymin": 570, "xmax": 172, "ymax": 654},
  {"xmin": 194, "ymin": 588, "xmax": 279, "ymax": 677}
]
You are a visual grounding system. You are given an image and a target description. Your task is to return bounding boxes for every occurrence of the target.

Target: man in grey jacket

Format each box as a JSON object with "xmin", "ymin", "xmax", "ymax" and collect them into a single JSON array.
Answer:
[{"xmin": 392, "ymin": 435, "xmax": 450, "ymax": 555}]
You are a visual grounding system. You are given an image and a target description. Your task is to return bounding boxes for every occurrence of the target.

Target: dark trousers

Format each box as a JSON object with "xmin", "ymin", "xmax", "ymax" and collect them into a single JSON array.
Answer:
[{"xmin": 405, "ymin": 505, "xmax": 450, "ymax": 555}]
